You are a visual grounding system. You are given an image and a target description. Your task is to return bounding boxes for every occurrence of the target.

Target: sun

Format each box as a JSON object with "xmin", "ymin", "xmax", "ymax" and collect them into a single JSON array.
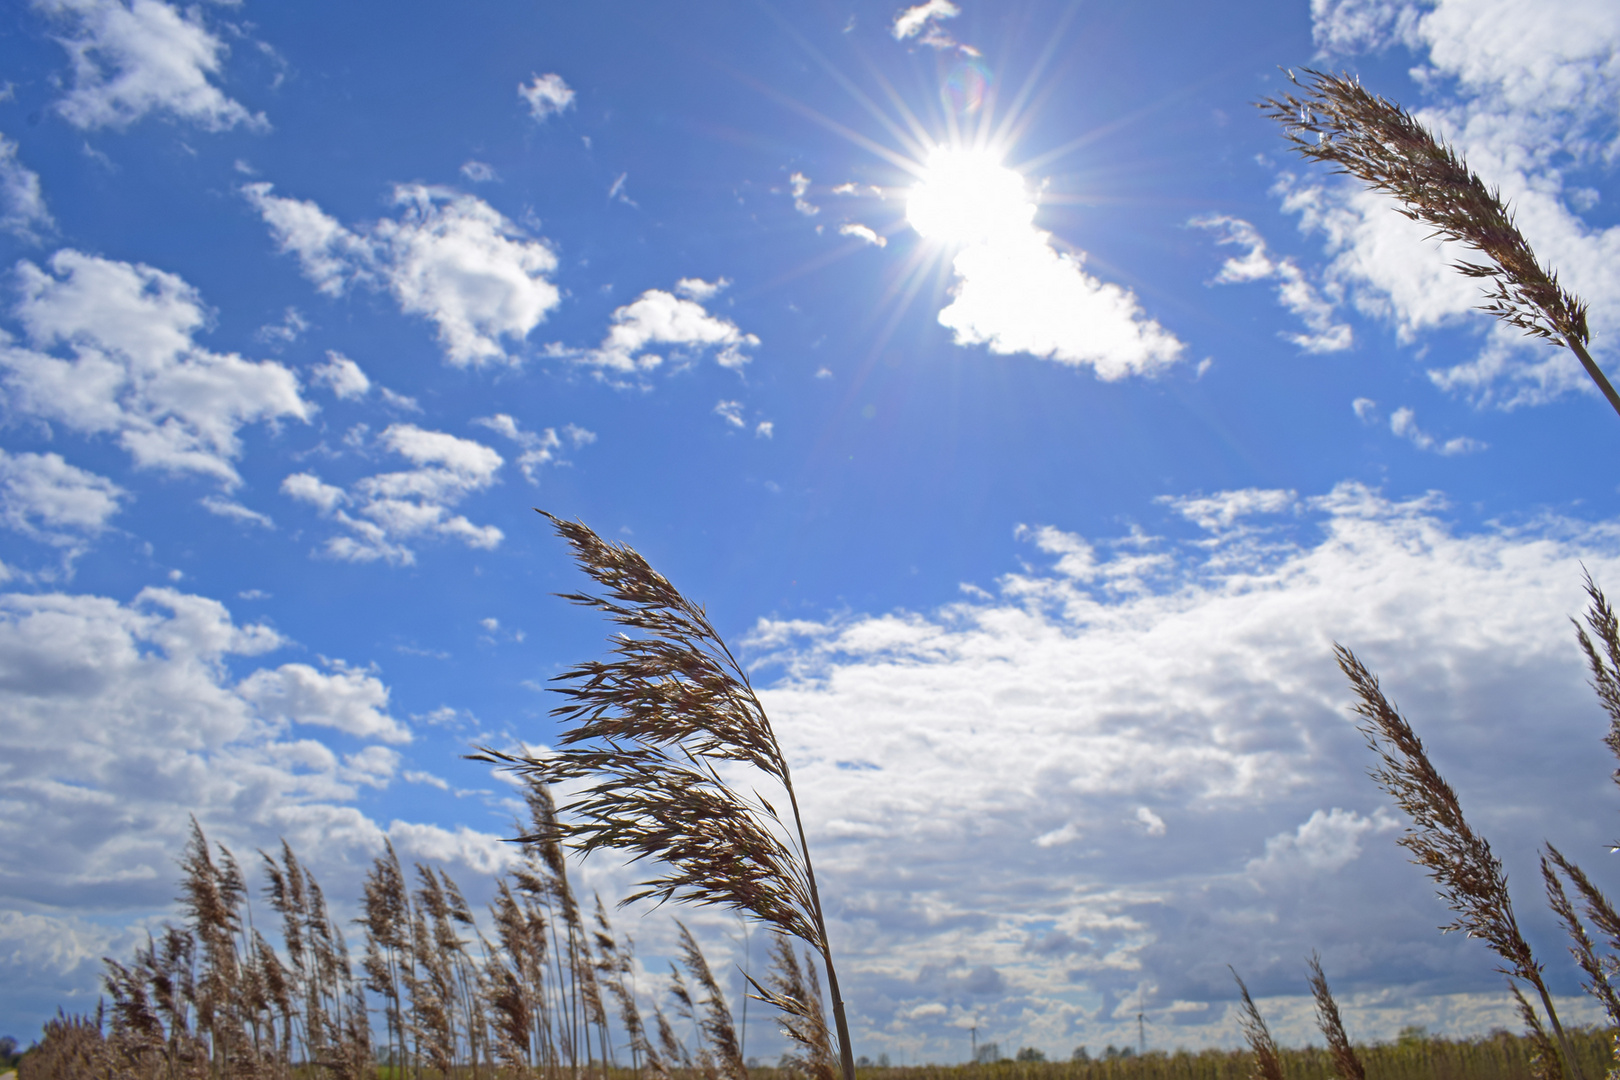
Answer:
[{"xmin": 905, "ymin": 145, "xmax": 1035, "ymax": 248}]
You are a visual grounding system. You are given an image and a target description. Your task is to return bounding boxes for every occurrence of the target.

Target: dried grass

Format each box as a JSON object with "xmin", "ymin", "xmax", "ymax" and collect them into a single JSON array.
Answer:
[
  {"xmin": 475, "ymin": 512, "xmax": 855, "ymax": 1080},
  {"xmin": 1258, "ymin": 69, "xmax": 1618, "ymax": 418},
  {"xmin": 1305, "ymin": 955, "xmax": 1362, "ymax": 1080}
]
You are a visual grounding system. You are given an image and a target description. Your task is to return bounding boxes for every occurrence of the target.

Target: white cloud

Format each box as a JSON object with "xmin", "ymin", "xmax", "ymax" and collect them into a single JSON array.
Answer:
[
  {"xmin": 893, "ymin": 0, "xmax": 961, "ymax": 47},
  {"xmin": 582, "ymin": 284, "xmax": 760, "ymax": 375},
  {"xmin": 0, "ymin": 584, "xmax": 511, "ymax": 1031},
  {"xmin": 0, "ymin": 134, "xmax": 52, "ymax": 241},
  {"xmin": 1135, "ymin": 806, "xmax": 1167, "ymax": 837},
  {"xmin": 675, "ymin": 276, "xmax": 728, "ymax": 301},
  {"xmin": 839, "ymin": 222, "xmax": 887, "ymax": 248},
  {"xmin": 0, "ymin": 449, "xmax": 125, "ymax": 555},
  {"xmin": 37, "ymin": 0, "xmax": 267, "ymax": 131},
  {"xmin": 310, "ymin": 351, "xmax": 370, "ymax": 399},
  {"xmin": 199, "ymin": 494, "xmax": 273, "ymax": 529},
  {"xmin": 909, "ymin": 149, "xmax": 1184, "ymax": 380},
  {"xmin": 243, "ymin": 183, "xmax": 561, "ymax": 367},
  {"xmin": 1352, "ymin": 396, "xmax": 1378, "ymax": 422},
  {"xmin": 790, "ymin": 171, "xmax": 818, "ymax": 216},
  {"xmin": 460, "ymin": 160, "xmax": 497, "ymax": 183},
  {"xmin": 256, "ymin": 306, "xmax": 308, "ymax": 345},
  {"xmin": 1285, "ymin": 0, "xmax": 1620, "ymax": 408},
  {"xmin": 741, "ymin": 481, "xmax": 1620, "ymax": 1051},
  {"xmin": 1247, "ymin": 808, "xmax": 1393, "ymax": 877},
  {"xmin": 1191, "ymin": 215, "xmax": 1352, "ymax": 353},
  {"xmin": 237, "ymin": 658, "xmax": 409, "ymax": 744},
  {"xmin": 519, "ymin": 72, "xmax": 575, "ymax": 122},
  {"xmin": 1389, "ymin": 405, "xmax": 1487, "ymax": 455},
  {"xmin": 755, "ymin": 420, "xmax": 774, "ymax": 438},
  {"xmin": 1158, "ymin": 488, "xmax": 1297, "ymax": 532},
  {"xmin": 0, "ymin": 250, "xmax": 312, "ymax": 487},
  {"xmin": 714, "ymin": 399, "xmax": 744, "ymax": 427},
  {"xmin": 281, "ymin": 423, "xmax": 503, "ymax": 565},
  {"xmin": 240, "ymin": 182, "xmax": 373, "ymax": 296},
  {"xmin": 473, "ymin": 412, "xmax": 594, "ymax": 483},
  {"xmin": 1310, "ymin": 0, "xmax": 1423, "ymax": 54}
]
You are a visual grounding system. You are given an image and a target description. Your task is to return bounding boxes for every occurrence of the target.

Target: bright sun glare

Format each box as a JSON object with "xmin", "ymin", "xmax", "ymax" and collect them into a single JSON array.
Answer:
[{"xmin": 905, "ymin": 146, "xmax": 1034, "ymax": 247}]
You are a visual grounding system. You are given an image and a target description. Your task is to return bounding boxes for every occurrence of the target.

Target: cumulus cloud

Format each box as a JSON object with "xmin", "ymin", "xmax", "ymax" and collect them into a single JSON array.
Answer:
[
  {"xmin": 281, "ymin": 423, "xmax": 503, "ymax": 564},
  {"xmin": 0, "ymin": 584, "xmax": 509, "ymax": 1033},
  {"xmin": 460, "ymin": 160, "xmax": 497, "ymax": 183},
  {"xmin": 519, "ymin": 72, "xmax": 575, "ymax": 123},
  {"xmin": 714, "ymin": 399, "xmax": 744, "ymax": 428},
  {"xmin": 0, "ymin": 250, "xmax": 311, "ymax": 487},
  {"xmin": 473, "ymin": 412, "xmax": 595, "ymax": 483},
  {"xmin": 1247, "ymin": 808, "xmax": 1395, "ymax": 878},
  {"xmin": 36, "ymin": 0, "xmax": 267, "ymax": 131},
  {"xmin": 0, "ymin": 449, "xmax": 125, "ymax": 560},
  {"xmin": 0, "ymin": 134, "xmax": 52, "ymax": 241},
  {"xmin": 742, "ymin": 482, "xmax": 1620, "ymax": 1053},
  {"xmin": 310, "ymin": 351, "xmax": 371, "ymax": 399},
  {"xmin": 1283, "ymin": 0, "xmax": 1620, "ymax": 408},
  {"xmin": 893, "ymin": 0, "xmax": 962, "ymax": 48},
  {"xmin": 581, "ymin": 281, "xmax": 759, "ymax": 375},
  {"xmin": 243, "ymin": 183, "xmax": 561, "ymax": 367},
  {"xmin": 238, "ymin": 658, "xmax": 409, "ymax": 744},
  {"xmin": 1191, "ymin": 215, "xmax": 1352, "ymax": 353},
  {"xmin": 908, "ymin": 149, "xmax": 1184, "ymax": 380}
]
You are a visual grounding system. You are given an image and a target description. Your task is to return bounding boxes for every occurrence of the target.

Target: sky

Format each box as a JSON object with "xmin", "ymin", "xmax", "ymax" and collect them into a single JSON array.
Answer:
[{"xmin": 1, "ymin": 0, "xmax": 1619, "ymax": 1063}]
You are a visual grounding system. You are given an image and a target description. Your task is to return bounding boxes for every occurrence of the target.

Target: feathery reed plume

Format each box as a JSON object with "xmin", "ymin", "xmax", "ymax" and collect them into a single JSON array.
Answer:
[
  {"xmin": 1573, "ymin": 572, "xmax": 1620, "ymax": 799},
  {"xmin": 1230, "ymin": 968, "xmax": 1284, "ymax": 1080},
  {"xmin": 675, "ymin": 922, "xmax": 746, "ymax": 1080},
  {"xmin": 1258, "ymin": 69, "xmax": 1619, "ymax": 419},
  {"xmin": 1335, "ymin": 645, "xmax": 1585, "ymax": 1080},
  {"xmin": 595, "ymin": 895, "xmax": 660, "ymax": 1078},
  {"xmin": 1542, "ymin": 844, "xmax": 1620, "ymax": 1080},
  {"xmin": 656, "ymin": 1005, "xmax": 693, "ymax": 1075},
  {"xmin": 476, "ymin": 511, "xmax": 856, "ymax": 1080},
  {"xmin": 1541, "ymin": 849, "xmax": 1620, "ymax": 1027},
  {"xmin": 361, "ymin": 841, "xmax": 412, "ymax": 1076},
  {"xmin": 748, "ymin": 933, "xmax": 836, "ymax": 1080},
  {"xmin": 1306, "ymin": 953, "xmax": 1364, "ymax": 1080},
  {"xmin": 1514, "ymin": 982, "xmax": 1567, "ymax": 1080}
]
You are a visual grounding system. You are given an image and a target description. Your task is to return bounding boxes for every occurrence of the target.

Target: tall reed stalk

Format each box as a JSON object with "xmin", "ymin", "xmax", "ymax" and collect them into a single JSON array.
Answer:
[
  {"xmin": 1259, "ymin": 69, "xmax": 1616, "ymax": 418},
  {"xmin": 476, "ymin": 511, "xmax": 856, "ymax": 1080},
  {"xmin": 1334, "ymin": 646, "xmax": 1585, "ymax": 1080}
]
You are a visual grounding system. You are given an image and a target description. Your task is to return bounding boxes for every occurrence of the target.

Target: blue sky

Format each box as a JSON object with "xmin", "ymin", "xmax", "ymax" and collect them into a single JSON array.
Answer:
[{"xmin": 3, "ymin": 0, "xmax": 1620, "ymax": 1062}]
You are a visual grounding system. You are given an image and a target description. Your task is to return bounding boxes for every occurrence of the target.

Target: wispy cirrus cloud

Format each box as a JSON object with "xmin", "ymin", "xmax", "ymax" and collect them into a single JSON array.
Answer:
[
  {"xmin": 281, "ymin": 424, "xmax": 504, "ymax": 565},
  {"xmin": 1192, "ymin": 214, "xmax": 1351, "ymax": 353},
  {"xmin": 519, "ymin": 72, "xmax": 575, "ymax": 123}
]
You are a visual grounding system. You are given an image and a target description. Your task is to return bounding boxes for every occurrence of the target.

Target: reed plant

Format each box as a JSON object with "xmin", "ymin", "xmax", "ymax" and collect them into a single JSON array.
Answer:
[
  {"xmin": 1258, "ymin": 69, "xmax": 1618, "ymax": 418},
  {"xmin": 475, "ymin": 512, "xmax": 855, "ymax": 1080},
  {"xmin": 1257, "ymin": 65, "xmax": 1620, "ymax": 1080}
]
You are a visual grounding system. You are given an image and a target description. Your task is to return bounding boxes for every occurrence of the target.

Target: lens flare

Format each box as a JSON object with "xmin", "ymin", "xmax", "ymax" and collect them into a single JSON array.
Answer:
[
  {"xmin": 905, "ymin": 146, "xmax": 1034, "ymax": 248},
  {"xmin": 943, "ymin": 58, "xmax": 992, "ymax": 114}
]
